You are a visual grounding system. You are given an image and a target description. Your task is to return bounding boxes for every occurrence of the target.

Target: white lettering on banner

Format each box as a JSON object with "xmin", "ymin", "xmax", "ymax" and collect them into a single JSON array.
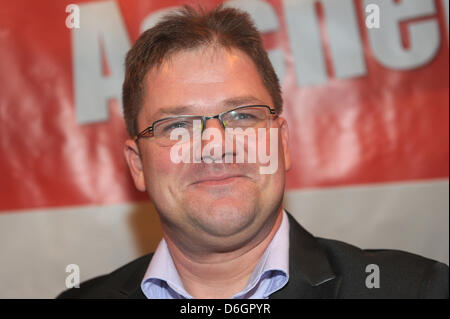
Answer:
[
  {"xmin": 65, "ymin": 264, "xmax": 80, "ymax": 288},
  {"xmin": 365, "ymin": 0, "xmax": 440, "ymax": 70},
  {"xmin": 72, "ymin": 0, "xmax": 130, "ymax": 124},
  {"xmin": 71, "ymin": 0, "xmax": 446, "ymax": 125},
  {"xmin": 65, "ymin": 4, "xmax": 80, "ymax": 29},
  {"xmin": 365, "ymin": 4, "xmax": 380, "ymax": 29},
  {"xmin": 283, "ymin": 0, "xmax": 366, "ymax": 85},
  {"xmin": 284, "ymin": 0, "xmax": 327, "ymax": 85},
  {"xmin": 443, "ymin": 0, "xmax": 449, "ymax": 42},
  {"xmin": 225, "ymin": 0, "xmax": 285, "ymax": 80},
  {"xmin": 320, "ymin": 0, "xmax": 366, "ymax": 80}
]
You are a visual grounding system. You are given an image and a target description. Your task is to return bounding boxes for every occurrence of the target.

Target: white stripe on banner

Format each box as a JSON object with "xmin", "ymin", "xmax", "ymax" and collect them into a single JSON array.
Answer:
[
  {"xmin": 286, "ymin": 179, "xmax": 449, "ymax": 265},
  {"xmin": 0, "ymin": 202, "xmax": 162, "ymax": 298},
  {"xmin": 0, "ymin": 179, "xmax": 448, "ymax": 298}
]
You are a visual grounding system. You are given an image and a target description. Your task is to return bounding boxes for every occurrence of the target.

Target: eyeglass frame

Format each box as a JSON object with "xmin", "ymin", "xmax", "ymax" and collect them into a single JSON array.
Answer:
[{"xmin": 134, "ymin": 104, "xmax": 278, "ymax": 141}]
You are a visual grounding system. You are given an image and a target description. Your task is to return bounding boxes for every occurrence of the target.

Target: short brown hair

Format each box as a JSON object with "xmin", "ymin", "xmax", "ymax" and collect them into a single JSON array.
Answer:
[{"xmin": 122, "ymin": 4, "xmax": 282, "ymax": 137}]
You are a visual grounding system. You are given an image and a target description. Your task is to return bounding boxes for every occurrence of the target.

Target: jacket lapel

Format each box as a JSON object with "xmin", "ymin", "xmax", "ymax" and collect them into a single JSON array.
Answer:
[
  {"xmin": 117, "ymin": 256, "xmax": 152, "ymax": 299},
  {"xmin": 270, "ymin": 213, "xmax": 341, "ymax": 299}
]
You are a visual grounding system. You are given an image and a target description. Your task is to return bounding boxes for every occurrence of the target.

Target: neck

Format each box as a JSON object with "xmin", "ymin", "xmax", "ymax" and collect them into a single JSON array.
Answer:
[{"xmin": 165, "ymin": 209, "xmax": 283, "ymax": 299}]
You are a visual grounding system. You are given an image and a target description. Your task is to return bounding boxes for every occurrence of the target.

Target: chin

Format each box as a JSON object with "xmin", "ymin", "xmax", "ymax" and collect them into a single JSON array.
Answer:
[{"xmin": 187, "ymin": 201, "xmax": 258, "ymax": 238}]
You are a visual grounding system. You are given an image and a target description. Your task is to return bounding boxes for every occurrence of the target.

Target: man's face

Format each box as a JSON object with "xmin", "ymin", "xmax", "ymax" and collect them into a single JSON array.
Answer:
[{"xmin": 124, "ymin": 46, "xmax": 291, "ymax": 253}]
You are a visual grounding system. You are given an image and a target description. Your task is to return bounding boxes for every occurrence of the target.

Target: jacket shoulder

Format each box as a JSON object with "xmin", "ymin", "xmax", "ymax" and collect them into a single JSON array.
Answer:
[
  {"xmin": 316, "ymin": 238, "xmax": 449, "ymax": 298},
  {"xmin": 56, "ymin": 253, "xmax": 153, "ymax": 299}
]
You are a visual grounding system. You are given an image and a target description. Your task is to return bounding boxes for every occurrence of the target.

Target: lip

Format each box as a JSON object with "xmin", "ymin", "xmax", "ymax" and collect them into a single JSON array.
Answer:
[{"xmin": 192, "ymin": 174, "xmax": 246, "ymax": 186}]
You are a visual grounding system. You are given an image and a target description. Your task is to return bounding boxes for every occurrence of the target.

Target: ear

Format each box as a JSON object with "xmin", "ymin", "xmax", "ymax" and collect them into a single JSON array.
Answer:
[
  {"xmin": 277, "ymin": 117, "xmax": 291, "ymax": 172},
  {"xmin": 123, "ymin": 139, "xmax": 146, "ymax": 192}
]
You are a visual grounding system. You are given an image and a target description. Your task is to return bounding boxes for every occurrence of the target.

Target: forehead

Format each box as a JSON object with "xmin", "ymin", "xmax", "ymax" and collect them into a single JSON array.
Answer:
[{"xmin": 138, "ymin": 46, "xmax": 272, "ymax": 125}]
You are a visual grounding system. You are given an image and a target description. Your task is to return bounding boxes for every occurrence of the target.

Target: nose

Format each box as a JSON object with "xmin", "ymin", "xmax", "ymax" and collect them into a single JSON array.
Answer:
[
  {"xmin": 203, "ymin": 116, "xmax": 225, "ymax": 131},
  {"xmin": 197, "ymin": 117, "xmax": 232, "ymax": 163}
]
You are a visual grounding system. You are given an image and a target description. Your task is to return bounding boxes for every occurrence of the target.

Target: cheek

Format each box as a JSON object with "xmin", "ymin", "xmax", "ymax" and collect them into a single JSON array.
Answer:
[
  {"xmin": 142, "ymin": 146, "xmax": 177, "ymax": 190},
  {"xmin": 256, "ymin": 128, "xmax": 286, "ymax": 193},
  {"xmin": 251, "ymin": 127, "xmax": 283, "ymax": 175}
]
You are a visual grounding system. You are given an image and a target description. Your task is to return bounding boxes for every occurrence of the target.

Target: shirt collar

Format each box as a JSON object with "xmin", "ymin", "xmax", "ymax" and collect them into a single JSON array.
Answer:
[
  {"xmin": 141, "ymin": 210, "xmax": 290, "ymax": 299},
  {"xmin": 141, "ymin": 236, "xmax": 193, "ymax": 298},
  {"xmin": 233, "ymin": 210, "xmax": 290, "ymax": 298}
]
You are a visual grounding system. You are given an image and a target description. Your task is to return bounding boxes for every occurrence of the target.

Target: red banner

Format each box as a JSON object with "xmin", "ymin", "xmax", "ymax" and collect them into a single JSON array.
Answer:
[{"xmin": 0, "ymin": 0, "xmax": 448, "ymax": 212}]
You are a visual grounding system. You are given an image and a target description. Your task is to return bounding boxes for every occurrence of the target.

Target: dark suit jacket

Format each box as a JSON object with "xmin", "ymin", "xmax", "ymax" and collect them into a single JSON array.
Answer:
[{"xmin": 58, "ymin": 213, "xmax": 449, "ymax": 299}]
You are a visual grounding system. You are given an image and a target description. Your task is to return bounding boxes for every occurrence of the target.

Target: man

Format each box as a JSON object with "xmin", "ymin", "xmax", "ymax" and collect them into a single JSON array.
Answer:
[{"xmin": 58, "ymin": 5, "xmax": 448, "ymax": 299}]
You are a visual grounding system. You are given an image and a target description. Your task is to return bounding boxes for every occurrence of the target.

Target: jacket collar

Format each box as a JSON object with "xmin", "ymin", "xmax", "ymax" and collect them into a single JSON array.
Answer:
[
  {"xmin": 118, "ymin": 259, "xmax": 148, "ymax": 299},
  {"xmin": 269, "ymin": 212, "xmax": 340, "ymax": 299},
  {"xmin": 119, "ymin": 211, "xmax": 340, "ymax": 299}
]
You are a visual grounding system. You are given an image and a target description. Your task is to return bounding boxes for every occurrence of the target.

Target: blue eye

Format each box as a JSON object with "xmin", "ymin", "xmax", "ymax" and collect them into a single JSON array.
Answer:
[
  {"xmin": 234, "ymin": 112, "xmax": 256, "ymax": 120},
  {"xmin": 171, "ymin": 122, "xmax": 188, "ymax": 129},
  {"xmin": 161, "ymin": 120, "xmax": 192, "ymax": 133}
]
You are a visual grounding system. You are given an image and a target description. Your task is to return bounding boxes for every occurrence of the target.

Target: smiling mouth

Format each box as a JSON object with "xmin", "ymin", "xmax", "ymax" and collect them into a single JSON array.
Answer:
[{"xmin": 192, "ymin": 175, "xmax": 246, "ymax": 186}]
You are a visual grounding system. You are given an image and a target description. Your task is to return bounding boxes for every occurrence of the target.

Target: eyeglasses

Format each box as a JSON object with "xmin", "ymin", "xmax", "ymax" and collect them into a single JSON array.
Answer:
[{"xmin": 135, "ymin": 105, "xmax": 278, "ymax": 146}]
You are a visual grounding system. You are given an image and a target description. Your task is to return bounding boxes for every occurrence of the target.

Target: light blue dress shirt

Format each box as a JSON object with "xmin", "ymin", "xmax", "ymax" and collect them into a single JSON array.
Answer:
[{"xmin": 141, "ymin": 210, "xmax": 290, "ymax": 299}]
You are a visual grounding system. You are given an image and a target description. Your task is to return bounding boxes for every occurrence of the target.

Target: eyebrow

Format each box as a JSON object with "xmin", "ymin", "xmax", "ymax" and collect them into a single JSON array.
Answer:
[{"xmin": 153, "ymin": 95, "xmax": 266, "ymax": 119}]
